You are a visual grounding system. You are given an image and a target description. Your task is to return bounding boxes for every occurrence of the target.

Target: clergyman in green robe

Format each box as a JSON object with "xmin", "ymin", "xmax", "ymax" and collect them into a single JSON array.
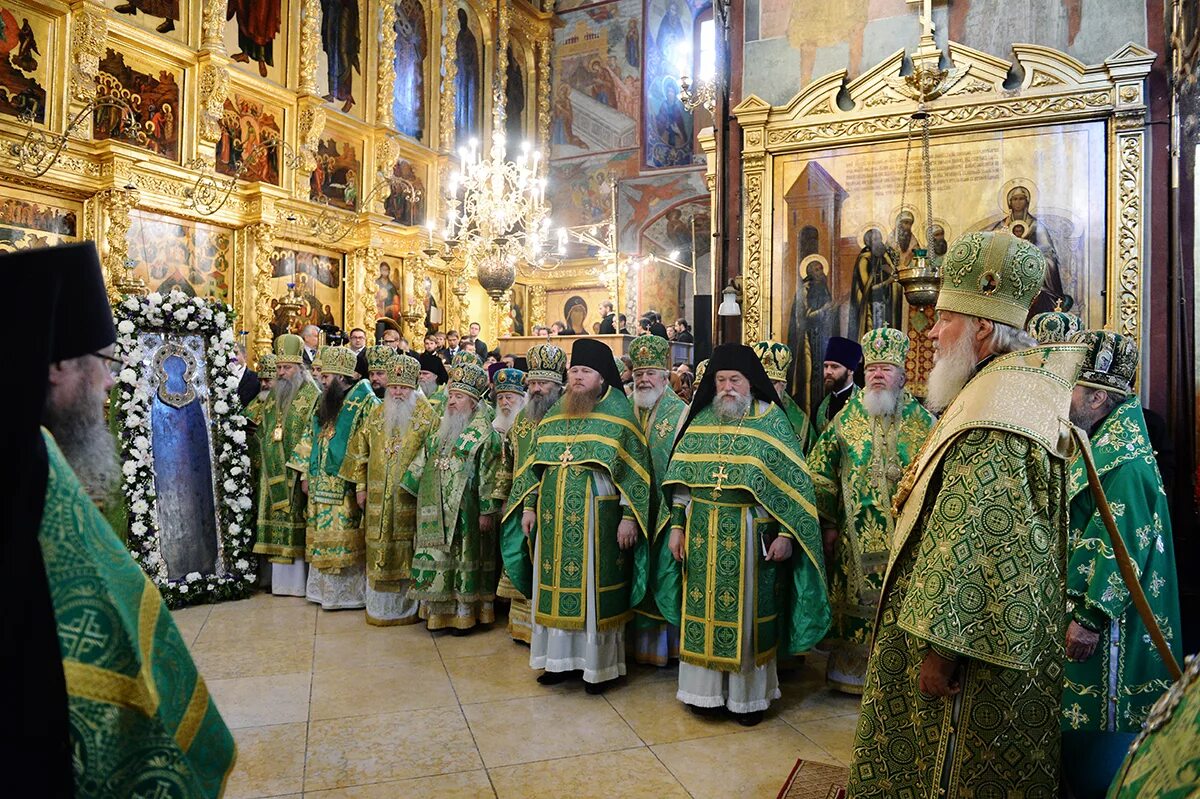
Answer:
[
  {"xmin": 1062, "ymin": 330, "xmax": 1182, "ymax": 733},
  {"xmin": 752, "ymin": 340, "xmax": 816, "ymax": 453},
  {"xmin": 814, "ymin": 335, "xmax": 861, "ymax": 433},
  {"xmin": 404, "ymin": 363, "xmax": 502, "ymax": 631},
  {"xmin": 502, "ymin": 339, "xmax": 652, "ymax": 693},
  {"xmin": 660, "ymin": 343, "xmax": 830, "ymax": 726},
  {"xmin": 807, "ymin": 326, "xmax": 934, "ymax": 694},
  {"xmin": 848, "ymin": 231, "xmax": 1081, "ymax": 797},
  {"xmin": 627, "ymin": 334, "xmax": 688, "ymax": 667},
  {"xmin": 341, "ymin": 354, "xmax": 437, "ymax": 625},
  {"xmin": 291, "ymin": 346, "xmax": 379, "ymax": 610},
  {"xmin": 251, "ymin": 335, "xmax": 320, "ymax": 596}
]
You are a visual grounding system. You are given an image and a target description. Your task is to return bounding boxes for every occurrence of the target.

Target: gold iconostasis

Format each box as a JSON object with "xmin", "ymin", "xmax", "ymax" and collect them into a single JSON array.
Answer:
[{"xmin": 0, "ymin": 0, "xmax": 554, "ymax": 356}]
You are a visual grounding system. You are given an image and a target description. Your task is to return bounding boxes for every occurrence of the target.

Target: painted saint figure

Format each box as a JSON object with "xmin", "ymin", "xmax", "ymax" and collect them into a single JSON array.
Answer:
[
  {"xmin": 393, "ymin": 0, "xmax": 426, "ymax": 140},
  {"xmin": 321, "ymin": 0, "xmax": 360, "ymax": 113},
  {"xmin": 454, "ymin": 8, "xmax": 480, "ymax": 142},
  {"xmin": 113, "ymin": 0, "xmax": 179, "ymax": 35},
  {"xmin": 227, "ymin": 0, "xmax": 282, "ymax": 77}
]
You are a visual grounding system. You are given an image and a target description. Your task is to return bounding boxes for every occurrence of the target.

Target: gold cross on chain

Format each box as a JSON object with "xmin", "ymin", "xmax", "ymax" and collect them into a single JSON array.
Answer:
[
  {"xmin": 711, "ymin": 464, "xmax": 730, "ymax": 497},
  {"xmin": 559, "ymin": 446, "xmax": 574, "ymax": 464}
]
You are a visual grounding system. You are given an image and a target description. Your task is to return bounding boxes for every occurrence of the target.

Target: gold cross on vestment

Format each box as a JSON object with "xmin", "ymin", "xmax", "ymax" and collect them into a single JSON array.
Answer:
[
  {"xmin": 654, "ymin": 417, "xmax": 675, "ymax": 439},
  {"xmin": 559, "ymin": 446, "xmax": 574, "ymax": 464},
  {"xmin": 711, "ymin": 464, "xmax": 729, "ymax": 496},
  {"xmin": 435, "ymin": 455, "xmax": 454, "ymax": 470}
]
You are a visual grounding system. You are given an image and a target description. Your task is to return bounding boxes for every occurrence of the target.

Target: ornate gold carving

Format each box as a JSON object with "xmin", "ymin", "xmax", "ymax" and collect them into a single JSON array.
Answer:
[
  {"xmin": 1029, "ymin": 71, "xmax": 1063, "ymax": 88},
  {"xmin": 946, "ymin": 77, "xmax": 993, "ymax": 95},
  {"xmin": 452, "ymin": 270, "xmax": 470, "ymax": 332},
  {"xmin": 529, "ymin": 284, "xmax": 546, "ymax": 327},
  {"xmin": 198, "ymin": 62, "xmax": 231, "ymax": 146},
  {"xmin": 536, "ymin": 34, "xmax": 551, "ymax": 157},
  {"xmin": 298, "ymin": 0, "xmax": 321, "ymax": 94},
  {"xmin": 97, "ymin": 187, "xmax": 138, "ymax": 303},
  {"xmin": 1119, "ymin": 85, "xmax": 1140, "ymax": 103},
  {"xmin": 296, "ymin": 102, "xmax": 326, "ymax": 181},
  {"xmin": 249, "ymin": 223, "xmax": 276, "ymax": 352},
  {"xmin": 863, "ymin": 90, "xmax": 905, "ymax": 107},
  {"xmin": 742, "ymin": 170, "xmax": 763, "ymax": 342},
  {"xmin": 1114, "ymin": 132, "xmax": 1143, "ymax": 342},
  {"xmin": 202, "ymin": 0, "xmax": 229, "ymax": 53},
  {"xmin": 350, "ymin": 246, "xmax": 383, "ymax": 331},
  {"xmin": 440, "ymin": 5, "xmax": 459, "ymax": 151},
  {"xmin": 378, "ymin": 0, "xmax": 398, "ymax": 127},
  {"xmin": 69, "ymin": 4, "xmax": 107, "ymax": 105}
]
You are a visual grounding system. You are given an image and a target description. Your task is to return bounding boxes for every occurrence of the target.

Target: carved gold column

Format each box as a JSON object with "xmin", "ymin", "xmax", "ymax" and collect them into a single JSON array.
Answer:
[
  {"xmin": 401, "ymin": 255, "xmax": 427, "ymax": 341},
  {"xmin": 295, "ymin": 100, "xmax": 327, "ymax": 199},
  {"xmin": 378, "ymin": 0, "xmax": 398, "ymax": 128},
  {"xmin": 734, "ymin": 100, "xmax": 770, "ymax": 344},
  {"xmin": 373, "ymin": 134, "xmax": 400, "ymax": 215},
  {"xmin": 536, "ymin": 26, "xmax": 552, "ymax": 158},
  {"xmin": 493, "ymin": 294, "xmax": 513, "ymax": 339},
  {"xmin": 351, "ymin": 245, "xmax": 384, "ymax": 332},
  {"xmin": 529, "ymin": 284, "xmax": 546, "ymax": 328},
  {"xmin": 439, "ymin": 3, "xmax": 459, "ymax": 151},
  {"xmin": 494, "ymin": 0, "xmax": 510, "ymax": 134},
  {"xmin": 248, "ymin": 223, "xmax": 276, "ymax": 355},
  {"xmin": 298, "ymin": 0, "xmax": 321, "ymax": 94},
  {"xmin": 67, "ymin": 1, "xmax": 108, "ymax": 137},
  {"xmin": 96, "ymin": 186, "xmax": 138, "ymax": 303},
  {"xmin": 202, "ymin": 0, "xmax": 228, "ymax": 54},
  {"xmin": 451, "ymin": 270, "xmax": 470, "ymax": 333},
  {"xmin": 196, "ymin": 58, "xmax": 231, "ymax": 157}
]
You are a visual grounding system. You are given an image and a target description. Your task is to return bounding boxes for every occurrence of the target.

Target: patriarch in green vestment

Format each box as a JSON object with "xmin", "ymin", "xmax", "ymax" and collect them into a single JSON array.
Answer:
[
  {"xmin": 12, "ymin": 242, "xmax": 235, "ymax": 796},
  {"xmin": 404, "ymin": 363, "xmax": 502, "ymax": 631},
  {"xmin": 495, "ymin": 343, "xmax": 567, "ymax": 644},
  {"xmin": 1061, "ymin": 330, "xmax": 1181, "ymax": 733},
  {"xmin": 251, "ymin": 335, "xmax": 320, "ymax": 597},
  {"xmin": 849, "ymin": 231, "xmax": 1082, "ymax": 798},
  {"xmin": 815, "ymin": 336, "xmax": 861, "ymax": 433},
  {"xmin": 502, "ymin": 338, "xmax": 653, "ymax": 692},
  {"xmin": 628, "ymin": 334, "xmax": 689, "ymax": 667},
  {"xmin": 807, "ymin": 326, "xmax": 934, "ymax": 694},
  {"xmin": 291, "ymin": 346, "xmax": 379, "ymax": 610},
  {"xmin": 660, "ymin": 343, "xmax": 829, "ymax": 726},
  {"xmin": 417, "ymin": 350, "xmax": 449, "ymax": 413},
  {"xmin": 341, "ymin": 354, "xmax": 437, "ymax": 626}
]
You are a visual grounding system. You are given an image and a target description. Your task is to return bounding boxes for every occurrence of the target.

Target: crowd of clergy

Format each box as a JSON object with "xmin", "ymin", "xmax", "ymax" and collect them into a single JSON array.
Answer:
[{"xmin": 14, "ymin": 231, "xmax": 1193, "ymax": 798}]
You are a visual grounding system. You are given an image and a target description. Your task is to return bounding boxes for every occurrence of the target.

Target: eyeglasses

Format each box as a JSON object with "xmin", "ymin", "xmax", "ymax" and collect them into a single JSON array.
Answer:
[{"xmin": 91, "ymin": 351, "xmax": 124, "ymax": 377}]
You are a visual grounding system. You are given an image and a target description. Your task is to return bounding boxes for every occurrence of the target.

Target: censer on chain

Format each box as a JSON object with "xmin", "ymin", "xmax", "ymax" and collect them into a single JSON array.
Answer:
[{"xmin": 895, "ymin": 103, "xmax": 940, "ymax": 308}]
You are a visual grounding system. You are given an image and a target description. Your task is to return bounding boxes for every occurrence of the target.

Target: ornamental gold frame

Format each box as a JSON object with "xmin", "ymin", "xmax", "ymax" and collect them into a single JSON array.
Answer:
[{"xmin": 702, "ymin": 40, "xmax": 1156, "ymax": 355}]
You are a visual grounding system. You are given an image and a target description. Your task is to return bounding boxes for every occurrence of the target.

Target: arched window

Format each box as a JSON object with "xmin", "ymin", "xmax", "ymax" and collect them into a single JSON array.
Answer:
[
  {"xmin": 691, "ymin": 7, "xmax": 715, "ymax": 148},
  {"xmin": 393, "ymin": 0, "xmax": 427, "ymax": 141}
]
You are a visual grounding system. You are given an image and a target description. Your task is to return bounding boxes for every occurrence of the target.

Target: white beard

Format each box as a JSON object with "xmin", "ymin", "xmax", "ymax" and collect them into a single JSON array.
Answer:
[
  {"xmin": 714, "ymin": 392, "xmax": 752, "ymax": 422},
  {"xmin": 436, "ymin": 405, "xmax": 474, "ymax": 452},
  {"xmin": 492, "ymin": 398, "xmax": 525, "ymax": 434},
  {"xmin": 863, "ymin": 386, "xmax": 901, "ymax": 418},
  {"xmin": 419, "ymin": 377, "xmax": 439, "ymax": 398},
  {"xmin": 383, "ymin": 392, "xmax": 417, "ymax": 438},
  {"xmin": 926, "ymin": 328, "xmax": 979, "ymax": 413},
  {"xmin": 633, "ymin": 383, "xmax": 666, "ymax": 410}
]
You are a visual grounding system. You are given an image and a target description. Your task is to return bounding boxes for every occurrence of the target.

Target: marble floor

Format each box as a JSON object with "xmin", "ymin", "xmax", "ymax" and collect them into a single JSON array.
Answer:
[{"xmin": 173, "ymin": 592, "xmax": 860, "ymax": 799}]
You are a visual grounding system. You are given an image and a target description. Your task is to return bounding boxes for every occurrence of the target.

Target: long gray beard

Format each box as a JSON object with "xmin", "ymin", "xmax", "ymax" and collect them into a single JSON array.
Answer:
[
  {"xmin": 419, "ymin": 377, "xmax": 439, "ymax": 398},
  {"xmin": 272, "ymin": 370, "xmax": 309, "ymax": 414},
  {"xmin": 525, "ymin": 389, "xmax": 561, "ymax": 422},
  {"xmin": 863, "ymin": 386, "xmax": 901, "ymax": 418},
  {"xmin": 383, "ymin": 392, "xmax": 417, "ymax": 438},
  {"xmin": 492, "ymin": 401, "xmax": 524, "ymax": 434},
  {"xmin": 926, "ymin": 330, "xmax": 979, "ymax": 413},
  {"xmin": 633, "ymin": 383, "xmax": 666, "ymax": 410},
  {"xmin": 45, "ymin": 396, "xmax": 119, "ymax": 501},
  {"xmin": 436, "ymin": 405, "xmax": 474, "ymax": 452},
  {"xmin": 714, "ymin": 392, "xmax": 752, "ymax": 423}
]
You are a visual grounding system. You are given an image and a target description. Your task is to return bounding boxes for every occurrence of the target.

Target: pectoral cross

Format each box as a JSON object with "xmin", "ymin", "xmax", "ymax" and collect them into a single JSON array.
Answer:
[
  {"xmin": 711, "ymin": 464, "xmax": 729, "ymax": 497},
  {"xmin": 559, "ymin": 446, "xmax": 575, "ymax": 464},
  {"xmin": 435, "ymin": 453, "xmax": 454, "ymax": 470},
  {"xmin": 654, "ymin": 417, "xmax": 675, "ymax": 439}
]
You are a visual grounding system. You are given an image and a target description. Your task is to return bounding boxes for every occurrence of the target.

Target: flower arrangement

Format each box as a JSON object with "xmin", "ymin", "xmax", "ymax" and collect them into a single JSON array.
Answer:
[{"xmin": 113, "ymin": 290, "xmax": 256, "ymax": 607}]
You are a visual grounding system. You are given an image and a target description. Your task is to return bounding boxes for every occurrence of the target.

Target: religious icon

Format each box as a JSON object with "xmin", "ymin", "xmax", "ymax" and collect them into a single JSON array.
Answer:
[
  {"xmin": 108, "ymin": 0, "xmax": 180, "ymax": 36},
  {"xmin": 0, "ymin": 8, "xmax": 47, "ymax": 122},
  {"xmin": 0, "ymin": 189, "xmax": 79, "ymax": 252},
  {"xmin": 504, "ymin": 44, "xmax": 525, "ymax": 151},
  {"xmin": 321, "ymin": 0, "xmax": 361, "ymax": 114},
  {"xmin": 227, "ymin": 0, "xmax": 283, "ymax": 78},
  {"xmin": 643, "ymin": 0, "xmax": 693, "ymax": 168},
  {"xmin": 216, "ymin": 94, "xmax": 283, "ymax": 185},
  {"xmin": 988, "ymin": 182, "xmax": 1073, "ymax": 313},
  {"xmin": 127, "ymin": 211, "xmax": 234, "ymax": 301},
  {"xmin": 271, "ymin": 245, "xmax": 344, "ymax": 328},
  {"xmin": 309, "ymin": 134, "xmax": 362, "ymax": 211},
  {"xmin": 95, "ymin": 49, "xmax": 180, "ymax": 160},
  {"xmin": 454, "ymin": 7, "xmax": 481, "ymax": 143},
  {"xmin": 393, "ymin": 0, "xmax": 426, "ymax": 140},
  {"xmin": 383, "ymin": 158, "xmax": 424, "ymax": 226},
  {"xmin": 563, "ymin": 295, "xmax": 588, "ymax": 334},
  {"xmin": 375, "ymin": 260, "xmax": 400, "ymax": 321}
]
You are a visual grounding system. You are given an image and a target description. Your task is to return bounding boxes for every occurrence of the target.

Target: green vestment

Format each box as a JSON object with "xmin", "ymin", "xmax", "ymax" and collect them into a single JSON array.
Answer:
[
  {"xmin": 1063, "ymin": 397, "xmax": 1182, "ymax": 733},
  {"xmin": 340, "ymin": 395, "xmax": 437, "ymax": 596},
  {"xmin": 502, "ymin": 387, "xmax": 652, "ymax": 632},
  {"xmin": 848, "ymin": 345, "xmax": 1084, "ymax": 798},
  {"xmin": 780, "ymin": 392, "xmax": 816, "ymax": 454},
  {"xmin": 815, "ymin": 384, "xmax": 858, "ymax": 433},
  {"xmin": 1107, "ymin": 654, "xmax": 1200, "ymax": 799},
  {"xmin": 426, "ymin": 385, "xmax": 447, "ymax": 415},
  {"xmin": 403, "ymin": 405, "xmax": 501, "ymax": 630},
  {"xmin": 252, "ymin": 381, "xmax": 319, "ymax": 560},
  {"xmin": 38, "ymin": 430, "xmax": 236, "ymax": 797},
  {"xmin": 660, "ymin": 401, "xmax": 830, "ymax": 671},
  {"xmin": 807, "ymin": 391, "xmax": 934, "ymax": 691},
  {"xmin": 495, "ymin": 406, "xmax": 542, "ymax": 642},
  {"xmin": 291, "ymin": 380, "xmax": 378, "ymax": 570}
]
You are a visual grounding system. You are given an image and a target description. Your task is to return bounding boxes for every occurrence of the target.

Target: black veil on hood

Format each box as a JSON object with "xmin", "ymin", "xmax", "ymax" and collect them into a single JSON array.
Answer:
[
  {"xmin": 677, "ymin": 343, "xmax": 782, "ymax": 443},
  {"xmin": 570, "ymin": 338, "xmax": 625, "ymax": 394}
]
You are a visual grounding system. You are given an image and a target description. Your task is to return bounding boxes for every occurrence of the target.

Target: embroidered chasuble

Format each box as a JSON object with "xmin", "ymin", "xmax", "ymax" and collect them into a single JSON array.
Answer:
[
  {"xmin": 816, "ymin": 384, "xmax": 858, "ymax": 433},
  {"xmin": 340, "ymin": 395, "xmax": 437, "ymax": 597},
  {"xmin": 807, "ymin": 391, "xmax": 934, "ymax": 691},
  {"xmin": 779, "ymin": 392, "xmax": 816, "ymax": 454},
  {"xmin": 426, "ymin": 385, "xmax": 447, "ymax": 414},
  {"xmin": 403, "ymin": 407, "xmax": 502, "ymax": 630},
  {"xmin": 1062, "ymin": 396, "xmax": 1182, "ymax": 733},
  {"xmin": 494, "ymin": 405, "xmax": 541, "ymax": 642},
  {"xmin": 251, "ymin": 381, "xmax": 319, "ymax": 560},
  {"xmin": 660, "ymin": 402, "xmax": 829, "ymax": 672},
  {"xmin": 1106, "ymin": 654, "xmax": 1200, "ymax": 799},
  {"xmin": 631, "ymin": 391, "xmax": 688, "ymax": 659},
  {"xmin": 502, "ymin": 386, "xmax": 652, "ymax": 631},
  {"xmin": 848, "ymin": 345, "xmax": 1085, "ymax": 798},
  {"xmin": 290, "ymin": 380, "xmax": 378, "ymax": 571},
  {"xmin": 38, "ymin": 430, "xmax": 236, "ymax": 797}
]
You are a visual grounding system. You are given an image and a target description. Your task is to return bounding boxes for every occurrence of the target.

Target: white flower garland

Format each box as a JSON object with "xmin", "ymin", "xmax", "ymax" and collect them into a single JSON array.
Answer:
[{"xmin": 114, "ymin": 290, "xmax": 255, "ymax": 607}]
